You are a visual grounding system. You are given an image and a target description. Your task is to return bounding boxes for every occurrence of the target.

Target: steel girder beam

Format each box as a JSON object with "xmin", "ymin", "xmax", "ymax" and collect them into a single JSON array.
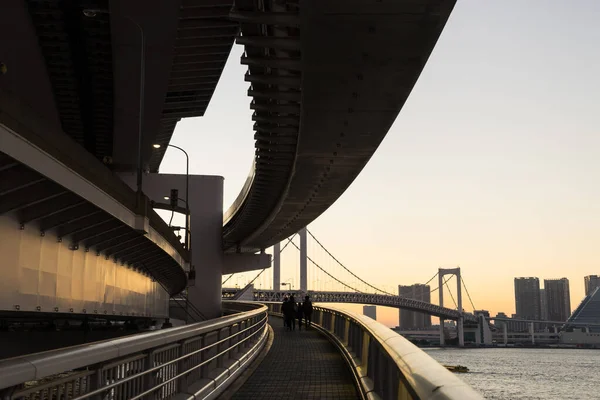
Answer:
[
  {"xmin": 84, "ymin": 226, "xmax": 132, "ymax": 249},
  {"xmin": 71, "ymin": 221, "xmax": 124, "ymax": 243},
  {"xmin": 0, "ymin": 165, "xmax": 46, "ymax": 196},
  {"xmin": 111, "ymin": 240, "xmax": 156, "ymax": 261},
  {"xmin": 39, "ymin": 204, "xmax": 102, "ymax": 232},
  {"xmin": 57, "ymin": 213, "xmax": 114, "ymax": 238},
  {"xmin": 229, "ymin": 11, "xmax": 300, "ymax": 27},
  {"xmin": 100, "ymin": 234, "xmax": 147, "ymax": 255},
  {"xmin": 242, "ymin": 56, "xmax": 301, "ymax": 71},
  {"xmin": 236, "ymin": 36, "xmax": 300, "ymax": 51},
  {"xmin": 19, "ymin": 193, "xmax": 85, "ymax": 224},
  {"xmin": 245, "ymin": 73, "xmax": 301, "ymax": 87},
  {"xmin": 0, "ymin": 180, "xmax": 66, "ymax": 215},
  {"xmin": 125, "ymin": 248, "xmax": 165, "ymax": 266}
]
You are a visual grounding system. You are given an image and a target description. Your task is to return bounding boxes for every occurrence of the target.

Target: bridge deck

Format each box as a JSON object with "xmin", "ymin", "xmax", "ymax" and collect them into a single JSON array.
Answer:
[{"xmin": 232, "ymin": 317, "xmax": 358, "ymax": 399}]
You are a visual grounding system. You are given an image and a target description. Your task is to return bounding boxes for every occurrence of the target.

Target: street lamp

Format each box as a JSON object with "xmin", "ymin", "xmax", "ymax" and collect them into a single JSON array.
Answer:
[
  {"xmin": 83, "ymin": 9, "xmax": 146, "ymax": 209},
  {"xmin": 153, "ymin": 143, "xmax": 190, "ymax": 250}
]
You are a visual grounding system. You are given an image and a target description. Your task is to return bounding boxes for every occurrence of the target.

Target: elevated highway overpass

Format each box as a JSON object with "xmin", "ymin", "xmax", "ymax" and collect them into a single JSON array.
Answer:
[{"xmin": 0, "ymin": 0, "xmax": 456, "ymax": 320}]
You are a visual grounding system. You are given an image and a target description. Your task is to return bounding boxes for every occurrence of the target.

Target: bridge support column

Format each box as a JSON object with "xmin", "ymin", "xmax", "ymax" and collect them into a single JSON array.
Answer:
[
  {"xmin": 438, "ymin": 272, "xmax": 445, "ymax": 345},
  {"xmin": 503, "ymin": 324, "xmax": 508, "ymax": 345},
  {"xmin": 529, "ymin": 322, "xmax": 535, "ymax": 345},
  {"xmin": 119, "ymin": 172, "xmax": 224, "ymax": 320},
  {"xmin": 273, "ymin": 242, "xmax": 281, "ymax": 290},
  {"xmin": 456, "ymin": 269, "xmax": 463, "ymax": 347},
  {"xmin": 457, "ymin": 317, "xmax": 464, "ymax": 347},
  {"xmin": 299, "ymin": 227, "xmax": 307, "ymax": 292}
]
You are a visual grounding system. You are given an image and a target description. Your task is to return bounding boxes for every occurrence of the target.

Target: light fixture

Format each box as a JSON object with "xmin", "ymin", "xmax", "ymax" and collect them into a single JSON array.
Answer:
[
  {"xmin": 163, "ymin": 196, "xmax": 170, "ymax": 200},
  {"xmin": 152, "ymin": 144, "xmax": 161, "ymax": 149},
  {"xmin": 82, "ymin": 9, "xmax": 98, "ymax": 17}
]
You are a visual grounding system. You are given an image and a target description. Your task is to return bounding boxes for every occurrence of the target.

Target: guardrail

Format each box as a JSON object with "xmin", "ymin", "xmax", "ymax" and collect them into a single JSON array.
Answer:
[
  {"xmin": 266, "ymin": 303, "xmax": 483, "ymax": 400},
  {"xmin": 0, "ymin": 301, "xmax": 268, "ymax": 400}
]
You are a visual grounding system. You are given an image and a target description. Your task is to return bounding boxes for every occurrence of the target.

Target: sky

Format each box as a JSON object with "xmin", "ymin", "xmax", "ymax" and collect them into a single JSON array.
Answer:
[{"xmin": 158, "ymin": 1, "xmax": 600, "ymax": 327}]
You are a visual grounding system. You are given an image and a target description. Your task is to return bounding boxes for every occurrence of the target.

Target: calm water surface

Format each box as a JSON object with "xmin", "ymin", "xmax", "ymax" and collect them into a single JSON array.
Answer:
[{"xmin": 424, "ymin": 348, "xmax": 600, "ymax": 399}]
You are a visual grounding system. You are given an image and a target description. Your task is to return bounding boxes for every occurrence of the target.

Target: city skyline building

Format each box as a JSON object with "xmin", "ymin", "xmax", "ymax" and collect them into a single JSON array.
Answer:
[
  {"xmin": 398, "ymin": 284, "xmax": 432, "ymax": 329},
  {"xmin": 363, "ymin": 305, "xmax": 377, "ymax": 320},
  {"xmin": 584, "ymin": 275, "xmax": 600, "ymax": 296},
  {"xmin": 514, "ymin": 277, "xmax": 541, "ymax": 320},
  {"xmin": 544, "ymin": 278, "xmax": 571, "ymax": 322},
  {"xmin": 540, "ymin": 289, "xmax": 548, "ymax": 320}
]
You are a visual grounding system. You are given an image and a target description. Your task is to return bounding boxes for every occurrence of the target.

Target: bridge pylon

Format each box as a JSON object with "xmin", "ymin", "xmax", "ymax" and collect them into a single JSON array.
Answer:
[
  {"xmin": 438, "ymin": 267, "xmax": 464, "ymax": 347},
  {"xmin": 299, "ymin": 227, "xmax": 307, "ymax": 292},
  {"xmin": 273, "ymin": 242, "xmax": 281, "ymax": 290}
]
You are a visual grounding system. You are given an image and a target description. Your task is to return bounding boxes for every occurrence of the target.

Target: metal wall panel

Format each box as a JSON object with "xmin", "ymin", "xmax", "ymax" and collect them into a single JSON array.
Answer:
[{"xmin": 0, "ymin": 215, "xmax": 168, "ymax": 318}]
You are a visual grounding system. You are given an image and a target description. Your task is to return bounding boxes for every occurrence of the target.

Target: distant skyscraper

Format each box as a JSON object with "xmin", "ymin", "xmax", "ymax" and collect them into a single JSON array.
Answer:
[
  {"xmin": 514, "ymin": 277, "xmax": 541, "ymax": 320},
  {"xmin": 540, "ymin": 289, "xmax": 548, "ymax": 320},
  {"xmin": 398, "ymin": 284, "xmax": 431, "ymax": 329},
  {"xmin": 584, "ymin": 275, "xmax": 600, "ymax": 296},
  {"xmin": 363, "ymin": 305, "xmax": 377, "ymax": 320},
  {"xmin": 544, "ymin": 278, "xmax": 571, "ymax": 322}
]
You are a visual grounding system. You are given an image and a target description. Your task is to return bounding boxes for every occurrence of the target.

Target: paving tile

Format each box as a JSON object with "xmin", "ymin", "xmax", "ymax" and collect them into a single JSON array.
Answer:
[{"xmin": 231, "ymin": 317, "xmax": 359, "ymax": 399}]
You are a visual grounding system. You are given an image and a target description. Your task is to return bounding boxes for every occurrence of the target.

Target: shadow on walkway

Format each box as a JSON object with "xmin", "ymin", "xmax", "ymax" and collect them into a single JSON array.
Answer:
[{"xmin": 231, "ymin": 317, "xmax": 359, "ymax": 400}]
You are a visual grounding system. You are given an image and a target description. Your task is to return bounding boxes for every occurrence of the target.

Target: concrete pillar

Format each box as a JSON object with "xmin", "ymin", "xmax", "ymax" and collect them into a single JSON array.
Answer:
[
  {"xmin": 475, "ymin": 322, "xmax": 481, "ymax": 345},
  {"xmin": 119, "ymin": 172, "xmax": 224, "ymax": 320},
  {"xmin": 438, "ymin": 270, "xmax": 445, "ymax": 346},
  {"xmin": 503, "ymin": 324, "xmax": 508, "ymax": 345},
  {"xmin": 456, "ymin": 268, "xmax": 464, "ymax": 347},
  {"xmin": 529, "ymin": 322, "xmax": 535, "ymax": 345},
  {"xmin": 273, "ymin": 242, "xmax": 281, "ymax": 290},
  {"xmin": 299, "ymin": 227, "xmax": 307, "ymax": 292}
]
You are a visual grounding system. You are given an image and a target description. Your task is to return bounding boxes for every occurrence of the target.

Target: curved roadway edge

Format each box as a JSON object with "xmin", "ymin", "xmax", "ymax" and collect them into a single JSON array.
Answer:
[{"xmin": 223, "ymin": 0, "xmax": 457, "ymax": 252}]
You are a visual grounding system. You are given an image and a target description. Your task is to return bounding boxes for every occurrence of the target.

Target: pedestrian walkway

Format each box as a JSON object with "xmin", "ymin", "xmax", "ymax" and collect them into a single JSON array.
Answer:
[{"xmin": 231, "ymin": 317, "xmax": 359, "ymax": 399}]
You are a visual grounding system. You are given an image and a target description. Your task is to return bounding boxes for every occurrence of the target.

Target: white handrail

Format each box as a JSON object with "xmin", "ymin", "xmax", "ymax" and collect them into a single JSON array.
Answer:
[{"xmin": 0, "ymin": 302, "xmax": 268, "ymax": 393}]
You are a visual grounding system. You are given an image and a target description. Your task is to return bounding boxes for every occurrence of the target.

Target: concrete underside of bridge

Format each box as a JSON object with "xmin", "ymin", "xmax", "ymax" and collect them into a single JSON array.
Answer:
[
  {"xmin": 0, "ymin": 0, "xmax": 236, "ymax": 172},
  {"xmin": 223, "ymin": 0, "xmax": 456, "ymax": 251},
  {"xmin": 0, "ymin": 0, "xmax": 457, "ymax": 321}
]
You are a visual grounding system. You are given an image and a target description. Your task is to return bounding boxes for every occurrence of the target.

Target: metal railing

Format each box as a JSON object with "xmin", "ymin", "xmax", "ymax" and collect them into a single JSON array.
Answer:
[
  {"xmin": 0, "ymin": 301, "xmax": 268, "ymax": 400},
  {"xmin": 250, "ymin": 289, "xmax": 477, "ymax": 322},
  {"xmin": 267, "ymin": 303, "xmax": 483, "ymax": 400}
]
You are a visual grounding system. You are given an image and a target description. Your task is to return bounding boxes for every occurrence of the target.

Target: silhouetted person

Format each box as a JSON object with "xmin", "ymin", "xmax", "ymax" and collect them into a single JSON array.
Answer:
[
  {"xmin": 282, "ymin": 297, "xmax": 294, "ymax": 330},
  {"xmin": 282, "ymin": 296, "xmax": 289, "ymax": 327},
  {"xmin": 289, "ymin": 295, "xmax": 297, "ymax": 330},
  {"xmin": 296, "ymin": 302, "xmax": 304, "ymax": 330},
  {"xmin": 303, "ymin": 295, "xmax": 313, "ymax": 328}
]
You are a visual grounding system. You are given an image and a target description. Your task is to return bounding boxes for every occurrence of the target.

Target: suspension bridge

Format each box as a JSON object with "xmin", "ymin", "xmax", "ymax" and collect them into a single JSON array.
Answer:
[{"xmin": 221, "ymin": 228, "xmax": 480, "ymax": 333}]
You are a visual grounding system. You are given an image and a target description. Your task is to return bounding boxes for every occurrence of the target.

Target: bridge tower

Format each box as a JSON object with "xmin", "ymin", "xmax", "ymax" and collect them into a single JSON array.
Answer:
[
  {"xmin": 273, "ymin": 242, "xmax": 281, "ymax": 290},
  {"xmin": 299, "ymin": 227, "xmax": 307, "ymax": 292},
  {"xmin": 438, "ymin": 267, "xmax": 464, "ymax": 347},
  {"xmin": 272, "ymin": 227, "xmax": 307, "ymax": 292}
]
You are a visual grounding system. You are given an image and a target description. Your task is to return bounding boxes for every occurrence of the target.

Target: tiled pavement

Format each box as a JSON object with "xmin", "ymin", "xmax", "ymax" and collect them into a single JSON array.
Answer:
[{"xmin": 231, "ymin": 317, "xmax": 359, "ymax": 400}]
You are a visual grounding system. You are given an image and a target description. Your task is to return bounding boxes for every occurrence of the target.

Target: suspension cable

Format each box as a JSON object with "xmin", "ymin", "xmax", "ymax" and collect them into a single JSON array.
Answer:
[
  {"xmin": 289, "ymin": 241, "xmax": 366, "ymax": 293},
  {"xmin": 430, "ymin": 274, "xmax": 453, "ymax": 294},
  {"xmin": 461, "ymin": 275, "xmax": 476, "ymax": 311},
  {"xmin": 443, "ymin": 277, "xmax": 458, "ymax": 309},
  {"xmin": 306, "ymin": 229, "xmax": 395, "ymax": 295},
  {"xmin": 245, "ymin": 234, "xmax": 297, "ymax": 287},
  {"xmin": 222, "ymin": 274, "xmax": 234, "ymax": 285}
]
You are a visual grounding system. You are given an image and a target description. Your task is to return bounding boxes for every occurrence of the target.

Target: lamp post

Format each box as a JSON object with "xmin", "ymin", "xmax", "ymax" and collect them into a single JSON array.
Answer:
[
  {"xmin": 153, "ymin": 143, "xmax": 190, "ymax": 250},
  {"xmin": 83, "ymin": 9, "xmax": 146, "ymax": 209}
]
